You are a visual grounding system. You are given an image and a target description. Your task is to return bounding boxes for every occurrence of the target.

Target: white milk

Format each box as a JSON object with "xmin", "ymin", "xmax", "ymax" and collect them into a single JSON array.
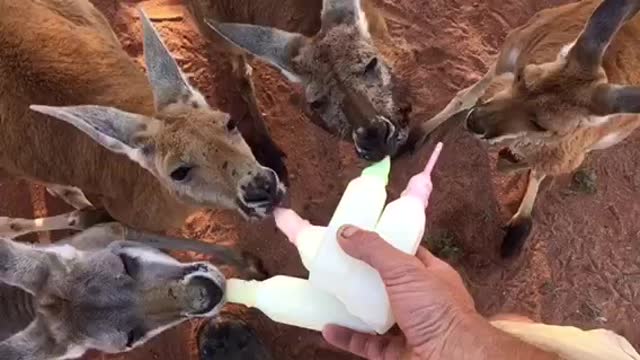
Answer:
[
  {"xmin": 272, "ymin": 144, "xmax": 443, "ymax": 334},
  {"xmin": 309, "ymin": 157, "xmax": 391, "ymax": 329},
  {"xmin": 226, "ymin": 276, "xmax": 374, "ymax": 333},
  {"xmin": 368, "ymin": 142, "xmax": 443, "ymax": 332}
]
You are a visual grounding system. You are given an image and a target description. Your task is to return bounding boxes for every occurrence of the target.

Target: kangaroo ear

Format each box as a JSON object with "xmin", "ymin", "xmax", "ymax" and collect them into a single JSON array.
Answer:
[
  {"xmin": 592, "ymin": 84, "xmax": 640, "ymax": 115},
  {"xmin": 0, "ymin": 318, "xmax": 66, "ymax": 359},
  {"xmin": 205, "ymin": 20, "xmax": 307, "ymax": 82},
  {"xmin": 0, "ymin": 237, "xmax": 52, "ymax": 294},
  {"xmin": 568, "ymin": 0, "xmax": 640, "ymax": 71},
  {"xmin": 139, "ymin": 8, "xmax": 209, "ymax": 112},
  {"xmin": 30, "ymin": 105, "xmax": 161, "ymax": 172},
  {"xmin": 321, "ymin": 0, "xmax": 369, "ymax": 34}
]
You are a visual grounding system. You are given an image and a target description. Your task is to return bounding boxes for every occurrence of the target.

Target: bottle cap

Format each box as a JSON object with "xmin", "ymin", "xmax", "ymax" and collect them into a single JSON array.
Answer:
[
  {"xmin": 401, "ymin": 142, "xmax": 443, "ymax": 207},
  {"xmin": 274, "ymin": 208, "xmax": 310, "ymax": 245},
  {"xmin": 361, "ymin": 156, "xmax": 391, "ymax": 185}
]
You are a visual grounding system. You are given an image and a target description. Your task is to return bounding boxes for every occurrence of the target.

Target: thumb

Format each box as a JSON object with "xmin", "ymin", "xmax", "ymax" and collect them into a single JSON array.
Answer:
[{"xmin": 338, "ymin": 225, "xmax": 414, "ymax": 274}]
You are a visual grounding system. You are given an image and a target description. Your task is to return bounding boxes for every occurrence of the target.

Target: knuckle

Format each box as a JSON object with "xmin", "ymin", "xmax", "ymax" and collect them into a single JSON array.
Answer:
[
  {"xmin": 382, "ymin": 259, "xmax": 425, "ymax": 286},
  {"xmin": 364, "ymin": 339, "xmax": 383, "ymax": 359}
]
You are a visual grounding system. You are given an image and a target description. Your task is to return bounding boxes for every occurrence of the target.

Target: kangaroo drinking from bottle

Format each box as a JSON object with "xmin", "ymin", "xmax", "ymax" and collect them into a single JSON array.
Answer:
[{"xmin": 0, "ymin": 0, "xmax": 285, "ymax": 237}]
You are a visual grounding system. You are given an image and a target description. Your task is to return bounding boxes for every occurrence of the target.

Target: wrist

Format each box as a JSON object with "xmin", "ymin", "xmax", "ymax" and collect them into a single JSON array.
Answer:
[
  {"xmin": 408, "ymin": 309, "xmax": 484, "ymax": 359},
  {"xmin": 422, "ymin": 312, "xmax": 558, "ymax": 360},
  {"xmin": 439, "ymin": 312, "xmax": 497, "ymax": 358}
]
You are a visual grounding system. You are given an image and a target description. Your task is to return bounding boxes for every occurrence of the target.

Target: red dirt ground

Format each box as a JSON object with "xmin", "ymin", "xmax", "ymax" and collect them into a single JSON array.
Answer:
[{"xmin": 1, "ymin": 0, "xmax": 638, "ymax": 359}]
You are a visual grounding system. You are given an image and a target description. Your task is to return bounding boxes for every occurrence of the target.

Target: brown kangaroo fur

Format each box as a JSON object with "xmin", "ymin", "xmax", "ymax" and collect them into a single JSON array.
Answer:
[
  {"xmin": 0, "ymin": 0, "xmax": 285, "ymax": 233},
  {"xmin": 420, "ymin": 0, "xmax": 640, "ymax": 257},
  {"xmin": 184, "ymin": 0, "xmax": 415, "ymax": 164}
]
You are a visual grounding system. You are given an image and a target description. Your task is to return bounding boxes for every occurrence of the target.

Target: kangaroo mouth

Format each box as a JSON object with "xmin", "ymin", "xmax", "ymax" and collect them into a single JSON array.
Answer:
[
  {"xmin": 184, "ymin": 275, "xmax": 225, "ymax": 316},
  {"xmin": 181, "ymin": 265, "xmax": 226, "ymax": 317},
  {"xmin": 498, "ymin": 147, "xmax": 523, "ymax": 164},
  {"xmin": 235, "ymin": 192, "xmax": 283, "ymax": 221},
  {"xmin": 498, "ymin": 147, "xmax": 521, "ymax": 164}
]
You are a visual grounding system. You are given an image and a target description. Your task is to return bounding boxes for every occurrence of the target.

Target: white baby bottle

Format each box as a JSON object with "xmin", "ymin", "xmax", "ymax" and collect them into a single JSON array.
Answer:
[
  {"xmin": 226, "ymin": 276, "xmax": 374, "ymax": 333},
  {"xmin": 274, "ymin": 143, "xmax": 444, "ymax": 333},
  {"xmin": 369, "ymin": 142, "xmax": 443, "ymax": 332},
  {"xmin": 376, "ymin": 142, "xmax": 443, "ymax": 254},
  {"xmin": 308, "ymin": 158, "xmax": 391, "ymax": 326}
]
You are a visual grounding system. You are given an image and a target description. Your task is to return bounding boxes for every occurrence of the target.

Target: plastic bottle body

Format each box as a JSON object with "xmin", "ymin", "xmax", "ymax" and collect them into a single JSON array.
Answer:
[
  {"xmin": 295, "ymin": 226, "xmax": 324, "ymax": 270},
  {"xmin": 376, "ymin": 196, "xmax": 426, "ymax": 254},
  {"xmin": 284, "ymin": 199, "xmax": 426, "ymax": 333},
  {"xmin": 226, "ymin": 276, "xmax": 373, "ymax": 333},
  {"xmin": 309, "ymin": 175, "xmax": 388, "ymax": 326},
  {"xmin": 367, "ymin": 144, "xmax": 440, "ymax": 332},
  {"xmin": 369, "ymin": 196, "xmax": 426, "ymax": 333}
]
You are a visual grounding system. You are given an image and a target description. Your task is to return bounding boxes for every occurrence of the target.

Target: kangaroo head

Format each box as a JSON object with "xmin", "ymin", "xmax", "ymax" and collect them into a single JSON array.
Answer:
[
  {"xmin": 0, "ymin": 238, "xmax": 225, "ymax": 359},
  {"xmin": 465, "ymin": 0, "xmax": 640, "ymax": 146},
  {"xmin": 206, "ymin": 0, "xmax": 411, "ymax": 161},
  {"xmin": 30, "ymin": 10, "xmax": 285, "ymax": 220}
]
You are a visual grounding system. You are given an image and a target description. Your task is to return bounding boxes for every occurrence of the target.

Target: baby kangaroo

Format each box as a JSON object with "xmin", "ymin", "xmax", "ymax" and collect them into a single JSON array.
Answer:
[
  {"xmin": 420, "ymin": 0, "xmax": 640, "ymax": 257},
  {"xmin": 0, "ymin": 0, "xmax": 284, "ymax": 235}
]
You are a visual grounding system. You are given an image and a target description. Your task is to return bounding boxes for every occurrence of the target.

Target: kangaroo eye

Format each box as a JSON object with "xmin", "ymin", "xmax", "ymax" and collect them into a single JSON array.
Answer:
[
  {"xmin": 310, "ymin": 98, "xmax": 326, "ymax": 111},
  {"xmin": 170, "ymin": 166, "xmax": 192, "ymax": 182},
  {"xmin": 364, "ymin": 57, "xmax": 378, "ymax": 75},
  {"xmin": 119, "ymin": 254, "xmax": 138, "ymax": 277},
  {"xmin": 226, "ymin": 117, "xmax": 238, "ymax": 132},
  {"xmin": 514, "ymin": 67, "xmax": 526, "ymax": 85},
  {"xmin": 531, "ymin": 120, "xmax": 547, "ymax": 132},
  {"xmin": 126, "ymin": 327, "xmax": 146, "ymax": 348}
]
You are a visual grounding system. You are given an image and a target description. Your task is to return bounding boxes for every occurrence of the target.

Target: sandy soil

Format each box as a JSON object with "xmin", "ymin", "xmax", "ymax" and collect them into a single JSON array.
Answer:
[{"xmin": 2, "ymin": 0, "xmax": 638, "ymax": 359}]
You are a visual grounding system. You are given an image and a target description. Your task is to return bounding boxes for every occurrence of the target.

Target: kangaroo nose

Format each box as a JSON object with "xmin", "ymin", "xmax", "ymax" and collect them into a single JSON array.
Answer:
[
  {"xmin": 186, "ymin": 276, "xmax": 224, "ymax": 315},
  {"xmin": 353, "ymin": 120, "xmax": 394, "ymax": 161},
  {"xmin": 243, "ymin": 170, "xmax": 279, "ymax": 203},
  {"xmin": 465, "ymin": 108, "xmax": 485, "ymax": 135},
  {"xmin": 239, "ymin": 169, "xmax": 285, "ymax": 219}
]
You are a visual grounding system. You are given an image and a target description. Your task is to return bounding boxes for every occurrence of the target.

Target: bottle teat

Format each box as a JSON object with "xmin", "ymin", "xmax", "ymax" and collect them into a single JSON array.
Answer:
[
  {"xmin": 274, "ymin": 208, "xmax": 310, "ymax": 245},
  {"xmin": 401, "ymin": 142, "xmax": 443, "ymax": 207},
  {"xmin": 361, "ymin": 156, "xmax": 391, "ymax": 186},
  {"xmin": 226, "ymin": 279, "xmax": 258, "ymax": 307}
]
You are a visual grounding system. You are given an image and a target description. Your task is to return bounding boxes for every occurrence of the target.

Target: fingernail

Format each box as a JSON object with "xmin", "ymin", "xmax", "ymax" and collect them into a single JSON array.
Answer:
[{"xmin": 339, "ymin": 225, "xmax": 358, "ymax": 239}]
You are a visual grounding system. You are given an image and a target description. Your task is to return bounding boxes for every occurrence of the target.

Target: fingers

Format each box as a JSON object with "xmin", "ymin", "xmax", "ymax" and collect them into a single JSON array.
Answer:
[
  {"xmin": 338, "ymin": 225, "xmax": 414, "ymax": 273},
  {"xmin": 338, "ymin": 227, "xmax": 446, "ymax": 275},
  {"xmin": 323, "ymin": 325, "xmax": 405, "ymax": 359}
]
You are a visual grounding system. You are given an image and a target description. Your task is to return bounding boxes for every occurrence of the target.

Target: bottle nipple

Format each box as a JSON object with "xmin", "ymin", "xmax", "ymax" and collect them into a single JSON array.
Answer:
[
  {"xmin": 361, "ymin": 156, "xmax": 391, "ymax": 186},
  {"xmin": 401, "ymin": 142, "xmax": 443, "ymax": 207},
  {"xmin": 226, "ymin": 279, "xmax": 258, "ymax": 307},
  {"xmin": 274, "ymin": 208, "xmax": 310, "ymax": 245}
]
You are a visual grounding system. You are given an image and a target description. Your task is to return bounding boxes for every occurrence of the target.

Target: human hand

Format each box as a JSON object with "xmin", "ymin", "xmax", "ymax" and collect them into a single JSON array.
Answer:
[
  {"xmin": 323, "ymin": 227, "xmax": 558, "ymax": 360},
  {"xmin": 322, "ymin": 225, "xmax": 476, "ymax": 359}
]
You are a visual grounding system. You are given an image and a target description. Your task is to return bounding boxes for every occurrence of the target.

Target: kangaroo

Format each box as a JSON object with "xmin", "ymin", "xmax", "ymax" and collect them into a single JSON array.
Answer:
[
  {"xmin": 419, "ymin": 0, "xmax": 640, "ymax": 257},
  {"xmin": 0, "ymin": 226, "xmax": 227, "ymax": 360},
  {"xmin": 184, "ymin": 0, "xmax": 414, "ymax": 163},
  {"xmin": 0, "ymin": 0, "xmax": 285, "ymax": 235}
]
